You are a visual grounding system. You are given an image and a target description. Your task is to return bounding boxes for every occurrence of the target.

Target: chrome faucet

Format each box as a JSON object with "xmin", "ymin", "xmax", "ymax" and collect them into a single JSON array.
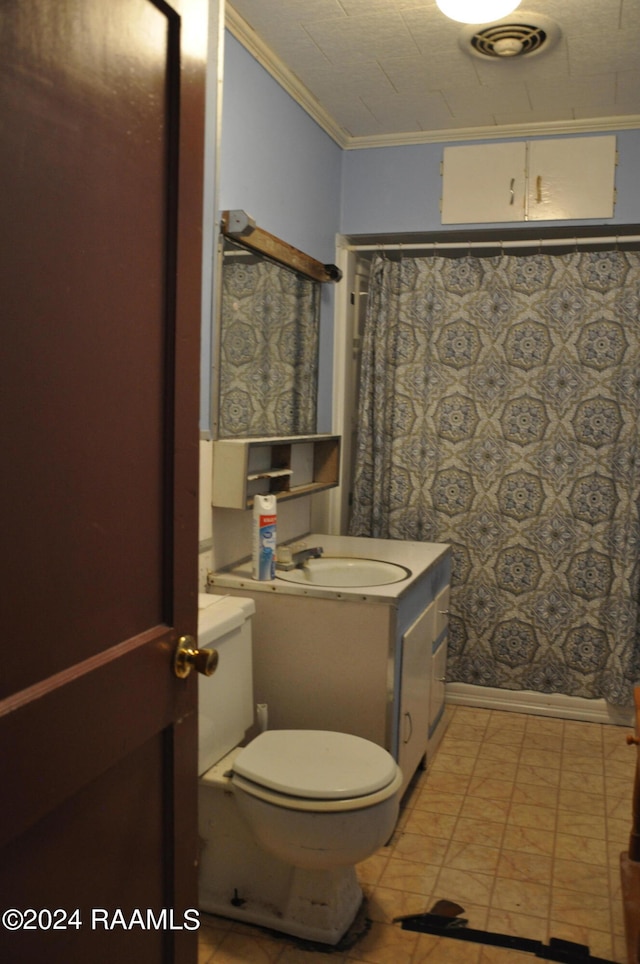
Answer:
[{"xmin": 276, "ymin": 543, "xmax": 324, "ymax": 571}]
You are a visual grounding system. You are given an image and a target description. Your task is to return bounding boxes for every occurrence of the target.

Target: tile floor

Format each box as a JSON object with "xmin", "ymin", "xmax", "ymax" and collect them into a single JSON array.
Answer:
[{"xmin": 198, "ymin": 705, "xmax": 636, "ymax": 963}]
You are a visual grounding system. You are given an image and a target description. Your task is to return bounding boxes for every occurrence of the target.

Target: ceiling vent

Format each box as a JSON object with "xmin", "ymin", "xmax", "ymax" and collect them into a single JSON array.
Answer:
[{"xmin": 460, "ymin": 13, "xmax": 560, "ymax": 60}]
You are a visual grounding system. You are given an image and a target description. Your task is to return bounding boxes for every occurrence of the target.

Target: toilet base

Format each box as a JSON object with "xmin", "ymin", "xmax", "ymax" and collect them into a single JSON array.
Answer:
[
  {"xmin": 200, "ymin": 864, "xmax": 363, "ymax": 946},
  {"xmin": 198, "ymin": 768, "xmax": 364, "ymax": 945}
]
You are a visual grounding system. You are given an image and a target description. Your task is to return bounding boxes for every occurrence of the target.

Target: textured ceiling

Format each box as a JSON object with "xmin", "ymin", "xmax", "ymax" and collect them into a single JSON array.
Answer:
[{"xmin": 226, "ymin": 0, "xmax": 640, "ymax": 148}]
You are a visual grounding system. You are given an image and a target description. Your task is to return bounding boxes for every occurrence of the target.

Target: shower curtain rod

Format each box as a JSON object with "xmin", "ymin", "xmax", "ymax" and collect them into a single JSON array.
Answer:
[{"xmin": 347, "ymin": 234, "xmax": 640, "ymax": 253}]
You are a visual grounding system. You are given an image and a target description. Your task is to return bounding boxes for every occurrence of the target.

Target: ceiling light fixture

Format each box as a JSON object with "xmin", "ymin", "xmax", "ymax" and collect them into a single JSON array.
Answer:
[{"xmin": 436, "ymin": 0, "xmax": 521, "ymax": 24}]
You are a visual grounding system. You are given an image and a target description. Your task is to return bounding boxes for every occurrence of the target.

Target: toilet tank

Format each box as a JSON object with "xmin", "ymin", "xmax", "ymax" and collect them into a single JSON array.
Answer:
[{"xmin": 197, "ymin": 593, "xmax": 255, "ymax": 775}]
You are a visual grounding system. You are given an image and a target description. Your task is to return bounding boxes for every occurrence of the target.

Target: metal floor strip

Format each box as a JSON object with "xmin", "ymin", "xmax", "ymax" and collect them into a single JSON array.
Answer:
[{"xmin": 395, "ymin": 912, "xmax": 615, "ymax": 963}]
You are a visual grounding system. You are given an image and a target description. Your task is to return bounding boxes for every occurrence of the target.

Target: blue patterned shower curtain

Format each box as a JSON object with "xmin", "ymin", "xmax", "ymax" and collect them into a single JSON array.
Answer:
[{"xmin": 350, "ymin": 251, "xmax": 640, "ymax": 704}]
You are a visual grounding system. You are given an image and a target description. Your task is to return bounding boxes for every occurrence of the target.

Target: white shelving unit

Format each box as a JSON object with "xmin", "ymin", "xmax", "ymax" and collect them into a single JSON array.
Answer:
[{"xmin": 212, "ymin": 434, "xmax": 341, "ymax": 509}]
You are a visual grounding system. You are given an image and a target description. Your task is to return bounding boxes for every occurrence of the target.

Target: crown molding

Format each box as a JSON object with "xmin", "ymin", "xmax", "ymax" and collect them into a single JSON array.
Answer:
[
  {"xmin": 225, "ymin": 5, "xmax": 640, "ymax": 152},
  {"xmin": 345, "ymin": 115, "xmax": 640, "ymax": 150}
]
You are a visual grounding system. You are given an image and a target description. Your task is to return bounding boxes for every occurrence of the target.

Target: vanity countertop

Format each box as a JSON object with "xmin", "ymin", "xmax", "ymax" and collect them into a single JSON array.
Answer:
[{"xmin": 208, "ymin": 533, "xmax": 450, "ymax": 603}]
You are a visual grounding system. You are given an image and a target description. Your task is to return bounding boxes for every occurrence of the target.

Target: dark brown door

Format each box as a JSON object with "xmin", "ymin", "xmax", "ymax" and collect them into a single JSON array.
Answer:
[{"xmin": 0, "ymin": 0, "xmax": 206, "ymax": 961}]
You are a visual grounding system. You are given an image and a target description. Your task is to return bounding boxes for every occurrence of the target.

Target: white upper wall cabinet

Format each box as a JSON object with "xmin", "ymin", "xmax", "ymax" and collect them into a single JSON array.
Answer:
[{"xmin": 441, "ymin": 136, "xmax": 616, "ymax": 225}]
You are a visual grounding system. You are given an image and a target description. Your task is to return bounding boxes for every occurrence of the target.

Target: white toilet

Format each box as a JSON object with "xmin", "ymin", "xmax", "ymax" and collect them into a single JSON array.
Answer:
[{"xmin": 197, "ymin": 593, "xmax": 403, "ymax": 945}]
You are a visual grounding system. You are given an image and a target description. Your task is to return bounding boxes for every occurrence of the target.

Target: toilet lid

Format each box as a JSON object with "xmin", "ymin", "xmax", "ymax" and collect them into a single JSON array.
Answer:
[{"xmin": 233, "ymin": 730, "xmax": 398, "ymax": 800}]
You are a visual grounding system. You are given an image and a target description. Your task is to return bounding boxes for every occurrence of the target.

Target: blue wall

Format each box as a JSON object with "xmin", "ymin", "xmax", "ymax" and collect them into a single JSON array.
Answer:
[
  {"xmin": 221, "ymin": 35, "xmax": 342, "ymax": 262},
  {"xmin": 219, "ymin": 34, "xmax": 342, "ymax": 433}
]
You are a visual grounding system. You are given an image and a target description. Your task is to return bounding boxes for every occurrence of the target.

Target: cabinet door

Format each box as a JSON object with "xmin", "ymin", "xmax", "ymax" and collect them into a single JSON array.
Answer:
[
  {"xmin": 398, "ymin": 603, "xmax": 434, "ymax": 791},
  {"xmin": 441, "ymin": 142, "xmax": 526, "ymax": 224},
  {"xmin": 429, "ymin": 586, "xmax": 450, "ymax": 754},
  {"xmin": 430, "ymin": 637, "xmax": 447, "ymax": 736},
  {"xmin": 527, "ymin": 136, "xmax": 616, "ymax": 220}
]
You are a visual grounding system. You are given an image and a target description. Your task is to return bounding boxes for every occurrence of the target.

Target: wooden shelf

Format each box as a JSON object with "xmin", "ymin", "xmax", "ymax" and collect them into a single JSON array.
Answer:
[
  {"xmin": 212, "ymin": 434, "xmax": 341, "ymax": 509},
  {"xmin": 246, "ymin": 469, "xmax": 293, "ymax": 482}
]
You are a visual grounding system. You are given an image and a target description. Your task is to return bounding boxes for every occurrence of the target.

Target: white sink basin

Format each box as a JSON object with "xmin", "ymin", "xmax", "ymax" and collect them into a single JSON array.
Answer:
[{"xmin": 276, "ymin": 557, "xmax": 411, "ymax": 588}]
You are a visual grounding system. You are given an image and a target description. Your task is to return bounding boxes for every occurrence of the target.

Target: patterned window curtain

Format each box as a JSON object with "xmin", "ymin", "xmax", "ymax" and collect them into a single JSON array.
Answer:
[
  {"xmin": 350, "ymin": 251, "xmax": 640, "ymax": 705},
  {"xmin": 218, "ymin": 257, "xmax": 319, "ymax": 437}
]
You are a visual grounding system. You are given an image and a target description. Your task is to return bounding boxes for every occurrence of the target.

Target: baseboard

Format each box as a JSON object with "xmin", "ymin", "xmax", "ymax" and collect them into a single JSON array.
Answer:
[{"xmin": 446, "ymin": 682, "xmax": 633, "ymax": 727}]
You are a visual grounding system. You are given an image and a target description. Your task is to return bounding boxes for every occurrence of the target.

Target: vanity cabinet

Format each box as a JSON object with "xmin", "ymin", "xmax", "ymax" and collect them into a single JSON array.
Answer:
[
  {"xmin": 441, "ymin": 135, "xmax": 616, "ymax": 224},
  {"xmin": 209, "ymin": 541, "xmax": 450, "ymax": 797},
  {"xmin": 212, "ymin": 434, "xmax": 340, "ymax": 509}
]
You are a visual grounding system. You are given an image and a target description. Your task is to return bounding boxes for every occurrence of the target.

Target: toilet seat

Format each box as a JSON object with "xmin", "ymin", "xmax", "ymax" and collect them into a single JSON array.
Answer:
[{"xmin": 232, "ymin": 730, "xmax": 402, "ymax": 812}]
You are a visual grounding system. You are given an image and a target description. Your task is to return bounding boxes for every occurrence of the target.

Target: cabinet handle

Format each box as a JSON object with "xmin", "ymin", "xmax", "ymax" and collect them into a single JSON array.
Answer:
[
  {"xmin": 436, "ymin": 677, "xmax": 447, "ymax": 683},
  {"xmin": 536, "ymin": 175, "xmax": 542, "ymax": 203},
  {"xmin": 438, "ymin": 610, "xmax": 449, "ymax": 615},
  {"xmin": 403, "ymin": 711, "xmax": 413, "ymax": 744},
  {"xmin": 509, "ymin": 177, "xmax": 515, "ymax": 205}
]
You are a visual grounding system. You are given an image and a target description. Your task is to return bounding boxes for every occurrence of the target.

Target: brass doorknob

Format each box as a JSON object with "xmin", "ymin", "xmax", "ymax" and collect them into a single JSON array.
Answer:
[{"xmin": 173, "ymin": 635, "xmax": 219, "ymax": 679}]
